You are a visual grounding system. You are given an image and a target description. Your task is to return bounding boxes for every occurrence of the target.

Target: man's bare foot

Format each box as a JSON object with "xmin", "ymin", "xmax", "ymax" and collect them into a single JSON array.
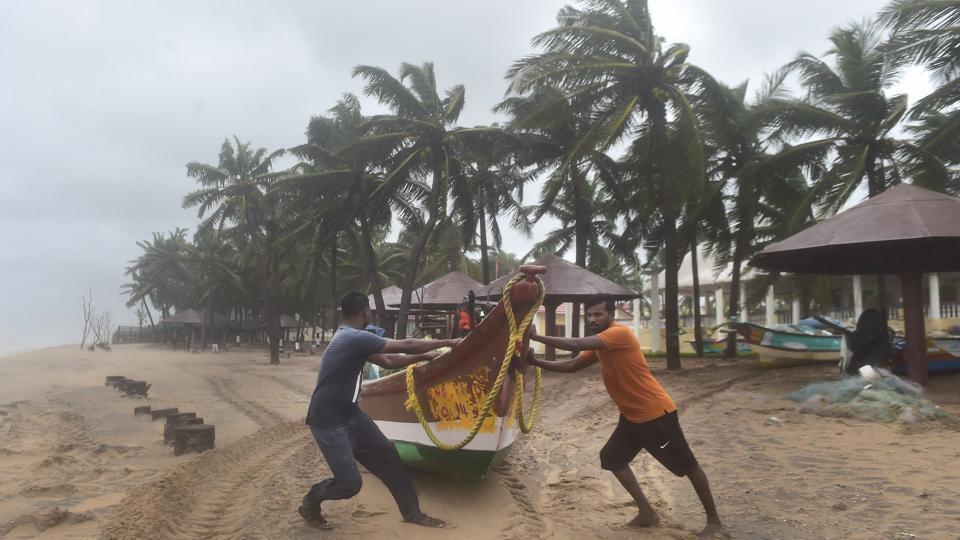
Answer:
[
  {"xmin": 626, "ymin": 509, "xmax": 660, "ymax": 528},
  {"xmin": 404, "ymin": 512, "xmax": 447, "ymax": 528},
  {"xmin": 697, "ymin": 520, "xmax": 728, "ymax": 539}
]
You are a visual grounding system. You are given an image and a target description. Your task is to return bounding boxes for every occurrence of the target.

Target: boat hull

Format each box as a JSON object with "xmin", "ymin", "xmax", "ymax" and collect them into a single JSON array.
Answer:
[
  {"xmin": 735, "ymin": 322, "xmax": 841, "ymax": 368},
  {"xmin": 690, "ymin": 339, "xmax": 752, "ymax": 356},
  {"xmin": 893, "ymin": 337, "xmax": 960, "ymax": 375},
  {"xmin": 359, "ymin": 299, "xmax": 533, "ymax": 482}
]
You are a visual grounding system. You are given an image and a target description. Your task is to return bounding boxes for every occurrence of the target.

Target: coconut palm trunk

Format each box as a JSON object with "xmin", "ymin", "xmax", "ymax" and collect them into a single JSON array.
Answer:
[
  {"xmin": 359, "ymin": 213, "xmax": 389, "ymax": 331},
  {"xmin": 478, "ymin": 204, "xmax": 491, "ymax": 285},
  {"xmin": 396, "ymin": 156, "xmax": 443, "ymax": 339},
  {"xmin": 650, "ymin": 103, "xmax": 682, "ymax": 370},
  {"xmin": 329, "ymin": 235, "xmax": 339, "ymax": 331},
  {"xmin": 690, "ymin": 235, "xmax": 704, "ymax": 356},
  {"xmin": 724, "ymin": 230, "xmax": 748, "ymax": 359},
  {"xmin": 141, "ymin": 299, "xmax": 157, "ymax": 343},
  {"xmin": 201, "ymin": 293, "xmax": 212, "ymax": 350}
]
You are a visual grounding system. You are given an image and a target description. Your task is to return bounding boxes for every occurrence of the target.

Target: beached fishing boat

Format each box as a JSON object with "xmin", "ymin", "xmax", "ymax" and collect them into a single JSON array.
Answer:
[
  {"xmin": 734, "ymin": 322, "xmax": 842, "ymax": 368},
  {"xmin": 359, "ymin": 267, "xmax": 545, "ymax": 482},
  {"xmin": 688, "ymin": 336, "xmax": 752, "ymax": 356},
  {"xmin": 893, "ymin": 336, "xmax": 960, "ymax": 375}
]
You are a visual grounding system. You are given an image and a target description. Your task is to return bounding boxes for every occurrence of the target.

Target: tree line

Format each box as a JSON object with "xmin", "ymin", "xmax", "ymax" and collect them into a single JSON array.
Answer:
[{"xmin": 124, "ymin": 0, "xmax": 960, "ymax": 365}]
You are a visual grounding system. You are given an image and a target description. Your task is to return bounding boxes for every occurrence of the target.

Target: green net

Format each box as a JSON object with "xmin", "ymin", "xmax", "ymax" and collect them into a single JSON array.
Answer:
[{"xmin": 787, "ymin": 368, "xmax": 952, "ymax": 424}]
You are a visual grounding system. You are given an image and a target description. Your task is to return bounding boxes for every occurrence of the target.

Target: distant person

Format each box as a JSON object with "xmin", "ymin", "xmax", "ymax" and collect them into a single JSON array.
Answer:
[
  {"xmin": 527, "ymin": 294, "xmax": 724, "ymax": 539},
  {"xmin": 301, "ymin": 291, "xmax": 460, "ymax": 530},
  {"xmin": 457, "ymin": 301, "xmax": 474, "ymax": 337}
]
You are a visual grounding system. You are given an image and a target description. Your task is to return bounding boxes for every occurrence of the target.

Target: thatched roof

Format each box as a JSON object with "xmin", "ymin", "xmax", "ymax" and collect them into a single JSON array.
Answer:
[
  {"xmin": 369, "ymin": 286, "xmax": 402, "ymax": 312},
  {"xmin": 480, "ymin": 254, "xmax": 638, "ymax": 303},
  {"xmin": 752, "ymin": 184, "xmax": 960, "ymax": 275},
  {"xmin": 161, "ymin": 309, "xmax": 230, "ymax": 327},
  {"xmin": 389, "ymin": 271, "xmax": 484, "ymax": 310}
]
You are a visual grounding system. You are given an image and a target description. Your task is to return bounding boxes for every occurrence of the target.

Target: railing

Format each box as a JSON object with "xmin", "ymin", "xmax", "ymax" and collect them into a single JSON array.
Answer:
[{"xmin": 941, "ymin": 303, "xmax": 960, "ymax": 318}]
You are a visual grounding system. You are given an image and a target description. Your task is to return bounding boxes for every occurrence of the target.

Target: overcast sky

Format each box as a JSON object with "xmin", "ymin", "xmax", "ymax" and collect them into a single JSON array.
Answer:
[{"xmin": 1, "ymin": 0, "xmax": 929, "ymax": 355}]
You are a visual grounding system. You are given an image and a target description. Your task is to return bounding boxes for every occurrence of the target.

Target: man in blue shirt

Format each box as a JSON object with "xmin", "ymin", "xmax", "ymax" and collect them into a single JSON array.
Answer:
[{"xmin": 301, "ymin": 291, "xmax": 460, "ymax": 529}]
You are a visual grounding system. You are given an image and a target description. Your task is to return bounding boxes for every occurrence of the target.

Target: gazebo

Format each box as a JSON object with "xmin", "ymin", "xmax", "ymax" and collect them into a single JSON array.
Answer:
[
  {"xmin": 391, "ymin": 271, "xmax": 485, "ymax": 311},
  {"xmin": 751, "ymin": 184, "xmax": 960, "ymax": 385},
  {"xmin": 161, "ymin": 309, "xmax": 230, "ymax": 347},
  {"xmin": 390, "ymin": 271, "xmax": 489, "ymax": 338},
  {"xmin": 369, "ymin": 285, "xmax": 402, "ymax": 313},
  {"xmin": 480, "ymin": 254, "xmax": 639, "ymax": 359}
]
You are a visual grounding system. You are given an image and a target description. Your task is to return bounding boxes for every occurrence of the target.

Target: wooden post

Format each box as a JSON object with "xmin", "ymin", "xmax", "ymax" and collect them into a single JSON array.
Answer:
[
  {"xmin": 901, "ymin": 272, "xmax": 928, "ymax": 386},
  {"xmin": 544, "ymin": 300, "xmax": 559, "ymax": 361}
]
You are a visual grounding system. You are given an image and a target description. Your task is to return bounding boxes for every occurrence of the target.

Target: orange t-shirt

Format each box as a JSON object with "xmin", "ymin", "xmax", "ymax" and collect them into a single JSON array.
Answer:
[{"xmin": 580, "ymin": 323, "xmax": 676, "ymax": 423}]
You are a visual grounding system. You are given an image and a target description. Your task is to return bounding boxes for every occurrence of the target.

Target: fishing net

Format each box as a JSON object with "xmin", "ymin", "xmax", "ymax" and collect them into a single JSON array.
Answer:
[{"xmin": 787, "ymin": 367, "xmax": 953, "ymax": 424}]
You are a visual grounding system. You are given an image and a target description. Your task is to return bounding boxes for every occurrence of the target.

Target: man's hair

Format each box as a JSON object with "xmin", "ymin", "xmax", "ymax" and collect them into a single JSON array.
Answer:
[
  {"xmin": 584, "ymin": 294, "xmax": 616, "ymax": 314},
  {"xmin": 340, "ymin": 291, "xmax": 370, "ymax": 318}
]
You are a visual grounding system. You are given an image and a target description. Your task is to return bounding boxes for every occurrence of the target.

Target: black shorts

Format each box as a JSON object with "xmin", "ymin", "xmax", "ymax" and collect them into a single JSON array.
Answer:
[{"xmin": 599, "ymin": 411, "xmax": 699, "ymax": 477}]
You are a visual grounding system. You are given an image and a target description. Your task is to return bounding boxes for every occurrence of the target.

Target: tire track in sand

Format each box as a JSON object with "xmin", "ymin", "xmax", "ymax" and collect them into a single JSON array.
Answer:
[
  {"xmin": 102, "ymin": 420, "xmax": 314, "ymax": 540},
  {"xmin": 495, "ymin": 461, "xmax": 546, "ymax": 538}
]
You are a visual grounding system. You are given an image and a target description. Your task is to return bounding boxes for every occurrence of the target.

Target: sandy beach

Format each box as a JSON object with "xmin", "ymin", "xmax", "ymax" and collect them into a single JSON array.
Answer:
[{"xmin": 1, "ymin": 344, "xmax": 959, "ymax": 539}]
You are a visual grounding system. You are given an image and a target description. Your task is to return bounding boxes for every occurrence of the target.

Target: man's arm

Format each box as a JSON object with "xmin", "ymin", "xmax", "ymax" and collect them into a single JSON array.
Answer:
[
  {"xmin": 367, "ymin": 352, "xmax": 438, "ymax": 370},
  {"xmin": 380, "ymin": 337, "xmax": 461, "ymax": 354},
  {"xmin": 528, "ymin": 351, "xmax": 598, "ymax": 373},
  {"xmin": 530, "ymin": 333, "xmax": 606, "ymax": 352}
]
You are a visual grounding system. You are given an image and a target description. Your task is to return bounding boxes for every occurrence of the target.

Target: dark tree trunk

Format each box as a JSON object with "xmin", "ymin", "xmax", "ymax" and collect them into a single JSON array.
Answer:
[
  {"xmin": 479, "ymin": 203, "xmax": 491, "ymax": 285},
  {"xmin": 690, "ymin": 235, "xmax": 704, "ymax": 357},
  {"xmin": 866, "ymin": 151, "xmax": 888, "ymax": 316},
  {"xmin": 264, "ymin": 241, "xmax": 282, "ymax": 365},
  {"xmin": 359, "ymin": 214, "xmax": 389, "ymax": 333},
  {"xmin": 329, "ymin": 234, "xmax": 339, "ymax": 332},
  {"xmin": 142, "ymin": 299, "xmax": 157, "ymax": 343},
  {"xmin": 651, "ymin": 104, "xmax": 682, "ymax": 370},
  {"xmin": 396, "ymin": 151, "xmax": 443, "ymax": 339},
  {"xmin": 201, "ymin": 293, "xmax": 212, "ymax": 350},
  {"xmin": 724, "ymin": 233, "xmax": 746, "ymax": 359}
]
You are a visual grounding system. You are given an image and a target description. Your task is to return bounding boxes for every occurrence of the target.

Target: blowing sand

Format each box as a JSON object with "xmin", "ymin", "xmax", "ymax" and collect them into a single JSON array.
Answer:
[{"xmin": 1, "ymin": 344, "xmax": 959, "ymax": 539}]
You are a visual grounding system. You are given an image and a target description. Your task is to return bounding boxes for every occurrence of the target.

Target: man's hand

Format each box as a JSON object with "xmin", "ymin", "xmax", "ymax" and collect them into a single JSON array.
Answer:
[
  {"xmin": 527, "ymin": 324, "xmax": 539, "ymax": 340},
  {"xmin": 524, "ymin": 347, "xmax": 539, "ymax": 367}
]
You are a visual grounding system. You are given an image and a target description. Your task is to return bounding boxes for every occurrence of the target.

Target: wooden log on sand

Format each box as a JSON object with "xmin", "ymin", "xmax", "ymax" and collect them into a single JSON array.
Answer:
[
  {"xmin": 174, "ymin": 424, "xmax": 215, "ymax": 455},
  {"xmin": 122, "ymin": 381, "xmax": 151, "ymax": 398},
  {"xmin": 150, "ymin": 408, "xmax": 179, "ymax": 420},
  {"xmin": 134, "ymin": 405, "xmax": 151, "ymax": 415},
  {"xmin": 163, "ymin": 412, "xmax": 199, "ymax": 443}
]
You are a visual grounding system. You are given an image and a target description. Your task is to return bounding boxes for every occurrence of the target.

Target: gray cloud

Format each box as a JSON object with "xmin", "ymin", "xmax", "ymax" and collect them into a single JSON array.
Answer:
[{"xmin": 0, "ymin": 0, "xmax": 897, "ymax": 354}]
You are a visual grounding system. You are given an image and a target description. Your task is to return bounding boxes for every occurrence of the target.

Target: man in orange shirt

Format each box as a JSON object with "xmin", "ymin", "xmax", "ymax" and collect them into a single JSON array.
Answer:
[{"xmin": 529, "ymin": 295, "xmax": 723, "ymax": 538}]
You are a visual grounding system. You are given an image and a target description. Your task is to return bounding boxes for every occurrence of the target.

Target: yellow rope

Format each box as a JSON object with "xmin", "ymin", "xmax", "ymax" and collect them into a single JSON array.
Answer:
[
  {"xmin": 404, "ymin": 273, "xmax": 544, "ymax": 451},
  {"xmin": 515, "ymin": 365, "xmax": 541, "ymax": 433}
]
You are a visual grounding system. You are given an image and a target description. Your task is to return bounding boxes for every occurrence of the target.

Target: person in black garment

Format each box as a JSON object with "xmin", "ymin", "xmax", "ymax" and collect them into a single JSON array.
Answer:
[{"xmin": 300, "ymin": 291, "xmax": 460, "ymax": 529}]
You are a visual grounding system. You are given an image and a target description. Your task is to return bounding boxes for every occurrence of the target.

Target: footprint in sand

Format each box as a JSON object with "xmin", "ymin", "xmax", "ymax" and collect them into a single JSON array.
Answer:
[{"xmin": 351, "ymin": 507, "xmax": 389, "ymax": 518}]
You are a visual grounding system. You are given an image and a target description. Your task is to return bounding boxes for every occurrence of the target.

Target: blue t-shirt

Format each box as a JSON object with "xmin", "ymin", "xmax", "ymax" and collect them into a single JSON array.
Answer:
[{"xmin": 306, "ymin": 325, "xmax": 386, "ymax": 427}]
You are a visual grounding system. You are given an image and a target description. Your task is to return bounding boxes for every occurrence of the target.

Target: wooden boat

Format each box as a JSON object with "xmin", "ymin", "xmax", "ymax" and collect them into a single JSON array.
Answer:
[
  {"xmin": 734, "ymin": 322, "xmax": 842, "ymax": 368},
  {"xmin": 893, "ymin": 336, "xmax": 960, "ymax": 375},
  {"xmin": 688, "ymin": 337, "xmax": 752, "ymax": 356},
  {"xmin": 359, "ymin": 267, "xmax": 545, "ymax": 482}
]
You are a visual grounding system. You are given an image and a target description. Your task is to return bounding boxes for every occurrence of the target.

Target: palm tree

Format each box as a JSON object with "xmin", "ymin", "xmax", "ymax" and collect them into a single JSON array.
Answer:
[
  {"xmin": 697, "ymin": 75, "xmax": 827, "ymax": 358},
  {"xmin": 352, "ymin": 62, "xmax": 478, "ymax": 338},
  {"xmin": 768, "ymin": 20, "xmax": 915, "ymax": 310},
  {"xmin": 449, "ymin": 129, "xmax": 531, "ymax": 284},
  {"xmin": 179, "ymin": 230, "xmax": 242, "ymax": 350},
  {"xmin": 496, "ymin": 86, "xmax": 611, "ymax": 336},
  {"xmin": 182, "ymin": 137, "xmax": 288, "ymax": 364},
  {"xmin": 882, "ymin": 0, "xmax": 960, "ymax": 153},
  {"xmin": 123, "ymin": 229, "xmax": 191, "ymax": 322},
  {"xmin": 287, "ymin": 95, "xmax": 424, "ymax": 333},
  {"xmin": 507, "ymin": 0, "xmax": 719, "ymax": 368}
]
